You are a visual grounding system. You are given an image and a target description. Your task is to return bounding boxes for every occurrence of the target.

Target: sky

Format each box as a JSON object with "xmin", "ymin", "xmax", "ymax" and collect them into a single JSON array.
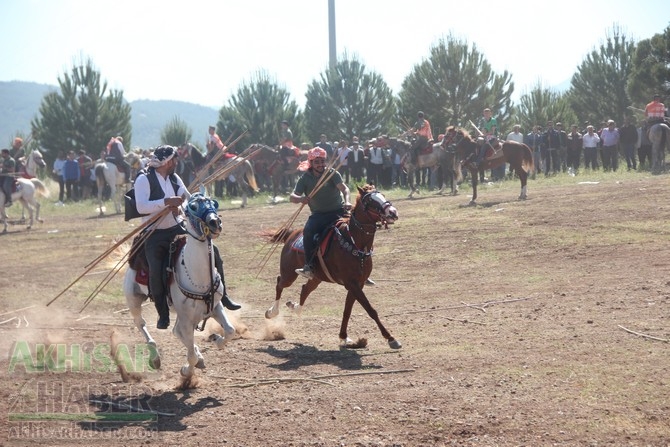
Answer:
[{"xmin": 1, "ymin": 0, "xmax": 669, "ymax": 110}]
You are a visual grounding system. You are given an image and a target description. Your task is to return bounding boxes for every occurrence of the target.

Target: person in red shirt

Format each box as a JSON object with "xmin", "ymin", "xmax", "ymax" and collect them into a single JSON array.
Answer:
[{"xmin": 645, "ymin": 94, "xmax": 666, "ymax": 126}]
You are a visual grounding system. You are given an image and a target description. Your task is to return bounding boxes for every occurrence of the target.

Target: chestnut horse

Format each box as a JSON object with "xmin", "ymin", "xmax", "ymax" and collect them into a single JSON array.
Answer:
[
  {"xmin": 445, "ymin": 126, "xmax": 534, "ymax": 205},
  {"xmin": 254, "ymin": 145, "xmax": 308, "ymax": 202},
  {"xmin": 391, "ymin": 134, "xmax": 459, "ymax": 199},
  {"xmin": 265, "ymin": 185, "xmax": 401, "ymax": 349}
]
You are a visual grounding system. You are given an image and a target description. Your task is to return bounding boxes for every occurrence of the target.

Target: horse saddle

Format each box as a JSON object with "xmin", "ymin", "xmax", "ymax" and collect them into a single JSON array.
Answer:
[
  {"xmin": 290, "ymin": 221, "xmax": 344, "ymax": 260},
  {"xmin": 128, "ymin": 233, "xmax": 187, "ymax": 288},
  {"xmin": 477, "ymin": 141, "xmax": 503, "ymax": 161}
]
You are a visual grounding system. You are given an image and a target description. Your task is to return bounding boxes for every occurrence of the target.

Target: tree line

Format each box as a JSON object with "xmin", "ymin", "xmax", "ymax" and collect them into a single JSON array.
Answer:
[{"xmin": 25, "ymin": 26, "xmax": 670, "ymax": 167}]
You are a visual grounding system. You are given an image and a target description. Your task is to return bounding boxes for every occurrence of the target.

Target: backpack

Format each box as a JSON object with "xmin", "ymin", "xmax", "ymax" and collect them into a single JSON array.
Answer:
[{"xmin": 124, "ymin": 168, "xmax": 180, "ymax": 221}]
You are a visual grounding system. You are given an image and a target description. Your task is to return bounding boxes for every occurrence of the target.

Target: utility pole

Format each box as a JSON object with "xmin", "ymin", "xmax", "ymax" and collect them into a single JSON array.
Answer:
[{"xmin": 328, "ymin": 0, "xmax": 336, "ymax": 69}]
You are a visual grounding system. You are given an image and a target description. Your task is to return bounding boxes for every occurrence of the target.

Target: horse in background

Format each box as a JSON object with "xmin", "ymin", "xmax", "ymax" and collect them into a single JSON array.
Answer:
[
  {"xmin": 391, "ymin": 133, "xmax": 459, "ymax": 199},
  {"xmin": 95, "ymin": 152, "xmax": 141, "ymax": 216},
  {"xmin": 0, "ymin": 177, "xmax": 50, "ymax": 233},
  {"xmin": 123, "ymin": 193, "xmax": 236, "ymax": 379},
  {"xmin": 265, "ymin": 185, "xmax": 401, "ymax": 349},
  {"xmin": 445, "ymin": 126, "xmax": 534, "ymax": 205},
  {"xmin": 20, "ymin": 149, "xmax": 47, "ymax": 179},
  {"xmin": 254, "ymin": 145, "xmax": 307, "ymax": 202},
  {"xmin": 186, "ymin": 145, "xmax": 259, "ymax": 208},
  {"xmin": 649, "ymin": 121, "xmax": 670, "ymax": 174}
]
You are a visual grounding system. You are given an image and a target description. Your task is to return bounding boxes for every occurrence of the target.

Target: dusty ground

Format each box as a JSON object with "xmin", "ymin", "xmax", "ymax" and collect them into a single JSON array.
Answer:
[{"xmin": 1, "ymin": 174, "xmax": 669, "ymax": 446}]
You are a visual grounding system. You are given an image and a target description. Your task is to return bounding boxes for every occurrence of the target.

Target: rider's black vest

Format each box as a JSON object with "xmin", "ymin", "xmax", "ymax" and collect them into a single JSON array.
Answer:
[{"xmin": 142, "ymin": 167, "xmax": 179, "ymax": 199}]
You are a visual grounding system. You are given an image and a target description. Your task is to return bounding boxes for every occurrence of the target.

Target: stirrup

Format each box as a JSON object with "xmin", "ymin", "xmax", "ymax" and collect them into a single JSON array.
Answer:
[{"xmin": 295, "ymin": 267, "xmax": 314, "ymax": 280}]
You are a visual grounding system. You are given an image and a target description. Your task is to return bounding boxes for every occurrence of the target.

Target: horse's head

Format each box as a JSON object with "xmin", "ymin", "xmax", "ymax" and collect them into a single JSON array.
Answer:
[
  {"xmin": 184, "ymin": 193, "xmax": 222, "ymax": 240},
  {"xmin": 445, "ymin": 127, "xmax": 475, "ymax": 155},
  {"xmin": 356, "ymin": 185, "xmax": 398, "ymax": 227},
  {"xmin": 31, "ymin": 150, "xmax": 46, "ymax": 168}
]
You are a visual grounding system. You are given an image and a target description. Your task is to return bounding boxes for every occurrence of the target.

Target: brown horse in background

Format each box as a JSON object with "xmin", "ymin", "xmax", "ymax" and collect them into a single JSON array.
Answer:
[
  {"xmin": 445, "ymin": 126, "xmax": 534, "ymax": 205},
  {"xmin": 264, "ymin": 185, "xmax": 401, "ymax": 349},
  {"xmin": 391, "ymin": 133, "xmax": 460, "ymax": 199},
  {"xmin": 254, "ymin": 145, "xmax": 308, "ymax": 202}
]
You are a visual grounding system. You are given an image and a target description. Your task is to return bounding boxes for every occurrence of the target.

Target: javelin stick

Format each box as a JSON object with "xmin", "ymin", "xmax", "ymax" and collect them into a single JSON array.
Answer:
[
  {"xmin": 189, "ymin": 131, "xmax": 248, "ymax": 191},
  {"xmin": 627, "ymin": 105, "xmax": 646, "ymax": 114},
  {"xmin": 469, "ymin": 120, "xmax": 484, "ymax": 137}
]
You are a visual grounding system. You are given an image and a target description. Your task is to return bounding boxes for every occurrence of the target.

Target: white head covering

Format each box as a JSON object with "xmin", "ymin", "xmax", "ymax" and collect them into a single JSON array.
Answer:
[{"xmin": 148, "ymin": 145, "xmax": 177, "ymax": 168}]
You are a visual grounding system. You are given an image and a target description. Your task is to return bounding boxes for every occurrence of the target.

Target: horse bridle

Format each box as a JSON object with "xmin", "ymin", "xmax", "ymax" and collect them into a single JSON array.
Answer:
[{"xmin": 353, "ymin": 191, "xmax": 394, "ymax": 231}]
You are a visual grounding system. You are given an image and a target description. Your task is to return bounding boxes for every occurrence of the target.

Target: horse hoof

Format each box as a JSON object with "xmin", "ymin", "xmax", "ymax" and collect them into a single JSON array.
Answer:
[
  {"xmin": 265, "ymin": 306, "xmax": 279, "ymax": 319},
  {"xmin": 26, "ymin": 226, "xmax": 32, "ymax": 230},
  {"xmin": 195, "ymin": 357, "xmax": 205, "ymax": 369},
  {"xmin": 180, "ymin": 366, "xmax": 193, "ymax": 378},
  {"xmin": 388, "ymin": 339, "xmax": 402, "ymax": 349},
  {"xmin": 286, "ymin": 301, "xmax": 302, "ymax": 312}
]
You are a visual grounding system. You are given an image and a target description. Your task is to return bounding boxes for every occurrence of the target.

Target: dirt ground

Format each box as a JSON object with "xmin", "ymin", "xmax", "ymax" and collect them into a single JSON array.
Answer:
[{"xmin": 1, "ymin": 174, "xmax": 669, "ymax": 446}]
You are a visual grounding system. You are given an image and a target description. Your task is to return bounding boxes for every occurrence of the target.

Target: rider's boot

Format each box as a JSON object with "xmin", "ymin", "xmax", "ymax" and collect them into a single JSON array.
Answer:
[
  {"xmin": 213, "ymin": 245, "xmax": 241, "ymax": 311},
  {"xmin": 154, "ymin": 296, "xmax": 170, "ymax": 329}
]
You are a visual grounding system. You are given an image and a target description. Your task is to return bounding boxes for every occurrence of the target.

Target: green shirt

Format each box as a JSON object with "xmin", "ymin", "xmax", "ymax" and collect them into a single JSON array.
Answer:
[{"xmin": 294, "ymin": 168, "xmax": 344, "ymax": 214}]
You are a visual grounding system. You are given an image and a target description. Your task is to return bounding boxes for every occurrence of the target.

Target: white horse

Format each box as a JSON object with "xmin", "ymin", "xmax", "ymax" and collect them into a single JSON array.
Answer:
[
  {"xmin": 649, "ymin": 121, "xmax": 670, "ymax": 174},
  {"xmin": 21, "ymin": 149, "xmax": 47, "ymax": 179},
  {"xmin": 0, "ymin": 177, "xmax": 50, "ymax": 233},
  {"xmin": 123, "ymin": 193, "xmax": 236, "ymax": 379},
  {"xmin": 95, "ymin": 153, "xmax": 141, "ymax": 216}
]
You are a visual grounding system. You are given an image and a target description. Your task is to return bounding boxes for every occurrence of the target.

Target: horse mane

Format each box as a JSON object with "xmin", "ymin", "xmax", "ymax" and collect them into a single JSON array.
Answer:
[
  {"xmin": 446, "ymin": 125, "xmax": 473, "ymax": 141},
  {"xmin": 190, "ymin": 145, "xmax": 207, "ymax": 169}
]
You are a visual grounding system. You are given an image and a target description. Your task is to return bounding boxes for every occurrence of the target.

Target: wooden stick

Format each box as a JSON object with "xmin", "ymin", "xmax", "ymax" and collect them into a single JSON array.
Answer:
[
  {"xmin": 385, "ymin": 297, "xmax": 533, "ymax": 317},
  {"xmin": 618, "ymin": 325, "xmax": 669, "ymax": 342},
  {"xmin": 0, "ymin": 305, "xmax": 36, "ymax": 317},
  {"xmin": 213, "ymin": 368, "xmax": 414, "ymax": 387}
]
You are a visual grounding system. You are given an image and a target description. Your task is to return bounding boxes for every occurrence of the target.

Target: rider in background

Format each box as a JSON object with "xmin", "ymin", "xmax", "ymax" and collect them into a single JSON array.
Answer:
[
  {"xmin": 474, "ymin": 108, "xmax": 498, "ymax": 168},
  {"xmin": 411, "ymin": 111, "xmax": 433, "ymax": 163},
  {"xmin": 0, "ymin": 149, "xmax": 16, "ymax": 206},
  {"xmin": 9, "ymin": 138, "xmax": 25, "ymax": 174},
  {"xmin": 105, "ymin": 136, "xmax": 131, "ymax": 182},
  {"xmin": 645, "ymin": 94, "xmax": 666, "ymax": 127},
  {"xmin": 291, "ymin": 147, "xmax": 351, "ymax": 280}
]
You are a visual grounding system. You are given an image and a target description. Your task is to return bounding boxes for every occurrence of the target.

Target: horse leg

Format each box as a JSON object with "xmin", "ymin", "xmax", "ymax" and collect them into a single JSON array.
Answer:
[
  {"xmin": 209, "ymin": 302, "xmax": 235, "ymax": 349},
  {"xmin": 97, "ymin": 177, "xmax": 105, "ymax": 216},
  {"xmin": 341, "ymin": 286, "xmax": 401, "ymax": 349},
  {"xmin": 24, "ymin": 200, "xmax": 34, "ymax": 230},
  {"xmin": 173, "ymin": 315, "xmax": 200, "ymax": 378},
  {"xmin": 122, "ymin": 270, "xmax": 160, "ymax": 369},
  {"xmin": 34, "ymin": 200, "xmax": 43, "ymax": 223},
  {"xmin": 288, "ymin": 278, "xmax": 321, "ymax": 312},
  {"xmin": 468, "ymin": 168, "xmax": 478, "ymax": 205},
  {"xmin": 517, "ymin": 169, "xmax": 528, "ymax": 200},
  {"xmin": 265, "ymin": 270, "xmax": 299, "ymax": 319},
  {"xmin": 1, "ymin": 203, "xmax": 6, "ymax": 233},
  {"xmin": 407, "ymin": 168, "xmax": 418, "ymax": 199}
]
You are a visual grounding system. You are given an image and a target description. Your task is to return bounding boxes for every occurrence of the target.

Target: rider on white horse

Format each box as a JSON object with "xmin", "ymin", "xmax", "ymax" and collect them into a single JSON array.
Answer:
[
  {"xmin": 134, "ymin": 145, "xmax": 241, "ymax": 330},
  {"xmin": 105, "ymin": 136, "xmax": 132, "ymax": 182},
  {"xmin": 1, "ymin": 149, "xmax": 16, "ymax": 207}
]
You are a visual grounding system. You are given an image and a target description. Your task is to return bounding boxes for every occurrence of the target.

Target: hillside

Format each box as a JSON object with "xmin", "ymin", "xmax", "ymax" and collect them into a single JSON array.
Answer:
[{"xmin": 0, "ymin": 81, "xmax": 218, "ymax": 149}]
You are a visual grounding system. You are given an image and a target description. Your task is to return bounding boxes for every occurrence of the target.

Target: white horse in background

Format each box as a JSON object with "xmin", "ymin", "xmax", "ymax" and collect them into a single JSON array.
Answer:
[
  {"xmin": 123, "ymin": 193, "xmax": 236, "ymax": 379},
  {"xmin": 0, "ymin": 177, "xmax": 50, "ymax": 233},
  {"xmin": 94, "ymin": 152, "xmax": 141, "ymax": 216},
  {"xmin": 649, "ymin": 121, "xmax": 670, "ymax": 174},
  {"xmin": 21, "ymin": 149, "xmax": 47, "ymax": 179}
]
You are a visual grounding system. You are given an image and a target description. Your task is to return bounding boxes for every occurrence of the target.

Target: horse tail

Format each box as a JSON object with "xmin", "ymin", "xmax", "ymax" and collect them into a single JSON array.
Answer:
[
  {"xmin": 261, "ymin": 227, "xmax": 298, "ymax": 243},
  {"xmin": 244, "ymin": 160, "xmax": 259, "ymax": 192},
  {"xmin": 452, "ymin": 153, "xmax": 463, "ymax": 183},
  {"xmin": 521, "ymin": 144, "xmax": 535, "ymax": 174},
  {"xmin": 31, "ymin": 178, "xmax": 51, "ymax": 198}
]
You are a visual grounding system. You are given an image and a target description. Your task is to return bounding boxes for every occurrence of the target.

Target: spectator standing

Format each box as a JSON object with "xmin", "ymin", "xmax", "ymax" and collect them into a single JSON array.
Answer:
[
  {"xmin": 556, "ymin": 123, "xmax": 568, "ymax": 172},
  {"xmin": 77, "ymin": 150, "xmax": 93, "ymax": 200},
  {"xmin": 619, "ymin": 117, "xmax": 638, "ymax": 170},
  {"xmin": 52, "ymin": 150, "xmax": 67, "ymax": 205},
  {"xmin": 366, "ymin": 139, "xmax": 384, "ymax": 187},
  {"xmin": 524, "ymin": 125, "xmax": 543, "ymax": 179},
  {"xmin": 600, "ymin": 120, "xmax": 620, "ymax": 171},
  {"xmin": 638, "ymin": 124, "xmax": 652, "ymax": 169},
  {"xmin": 348, "ymin": 137, "xmax": 365, "ymax": 183},
  {"xmin": 542, "ymin": 121, "xmax": 561, "ymax": 176},
  {"xmin": 335, "ymin": 140, "xmax": 351, "ymax": 183},
  {"xmin": 582, "ymin": 126, "xmax": 600, "ymax": 170},
  {"xmin": 315, "ymin": 134, "xmax": 334, "ymax": 158},
  {"xmin": 62, "ymin": 150, "xmax": 80, "ymax": 202},
  {"xmin": 565, "ymin": 125, "xmax": 583, "ymax": 175}
]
